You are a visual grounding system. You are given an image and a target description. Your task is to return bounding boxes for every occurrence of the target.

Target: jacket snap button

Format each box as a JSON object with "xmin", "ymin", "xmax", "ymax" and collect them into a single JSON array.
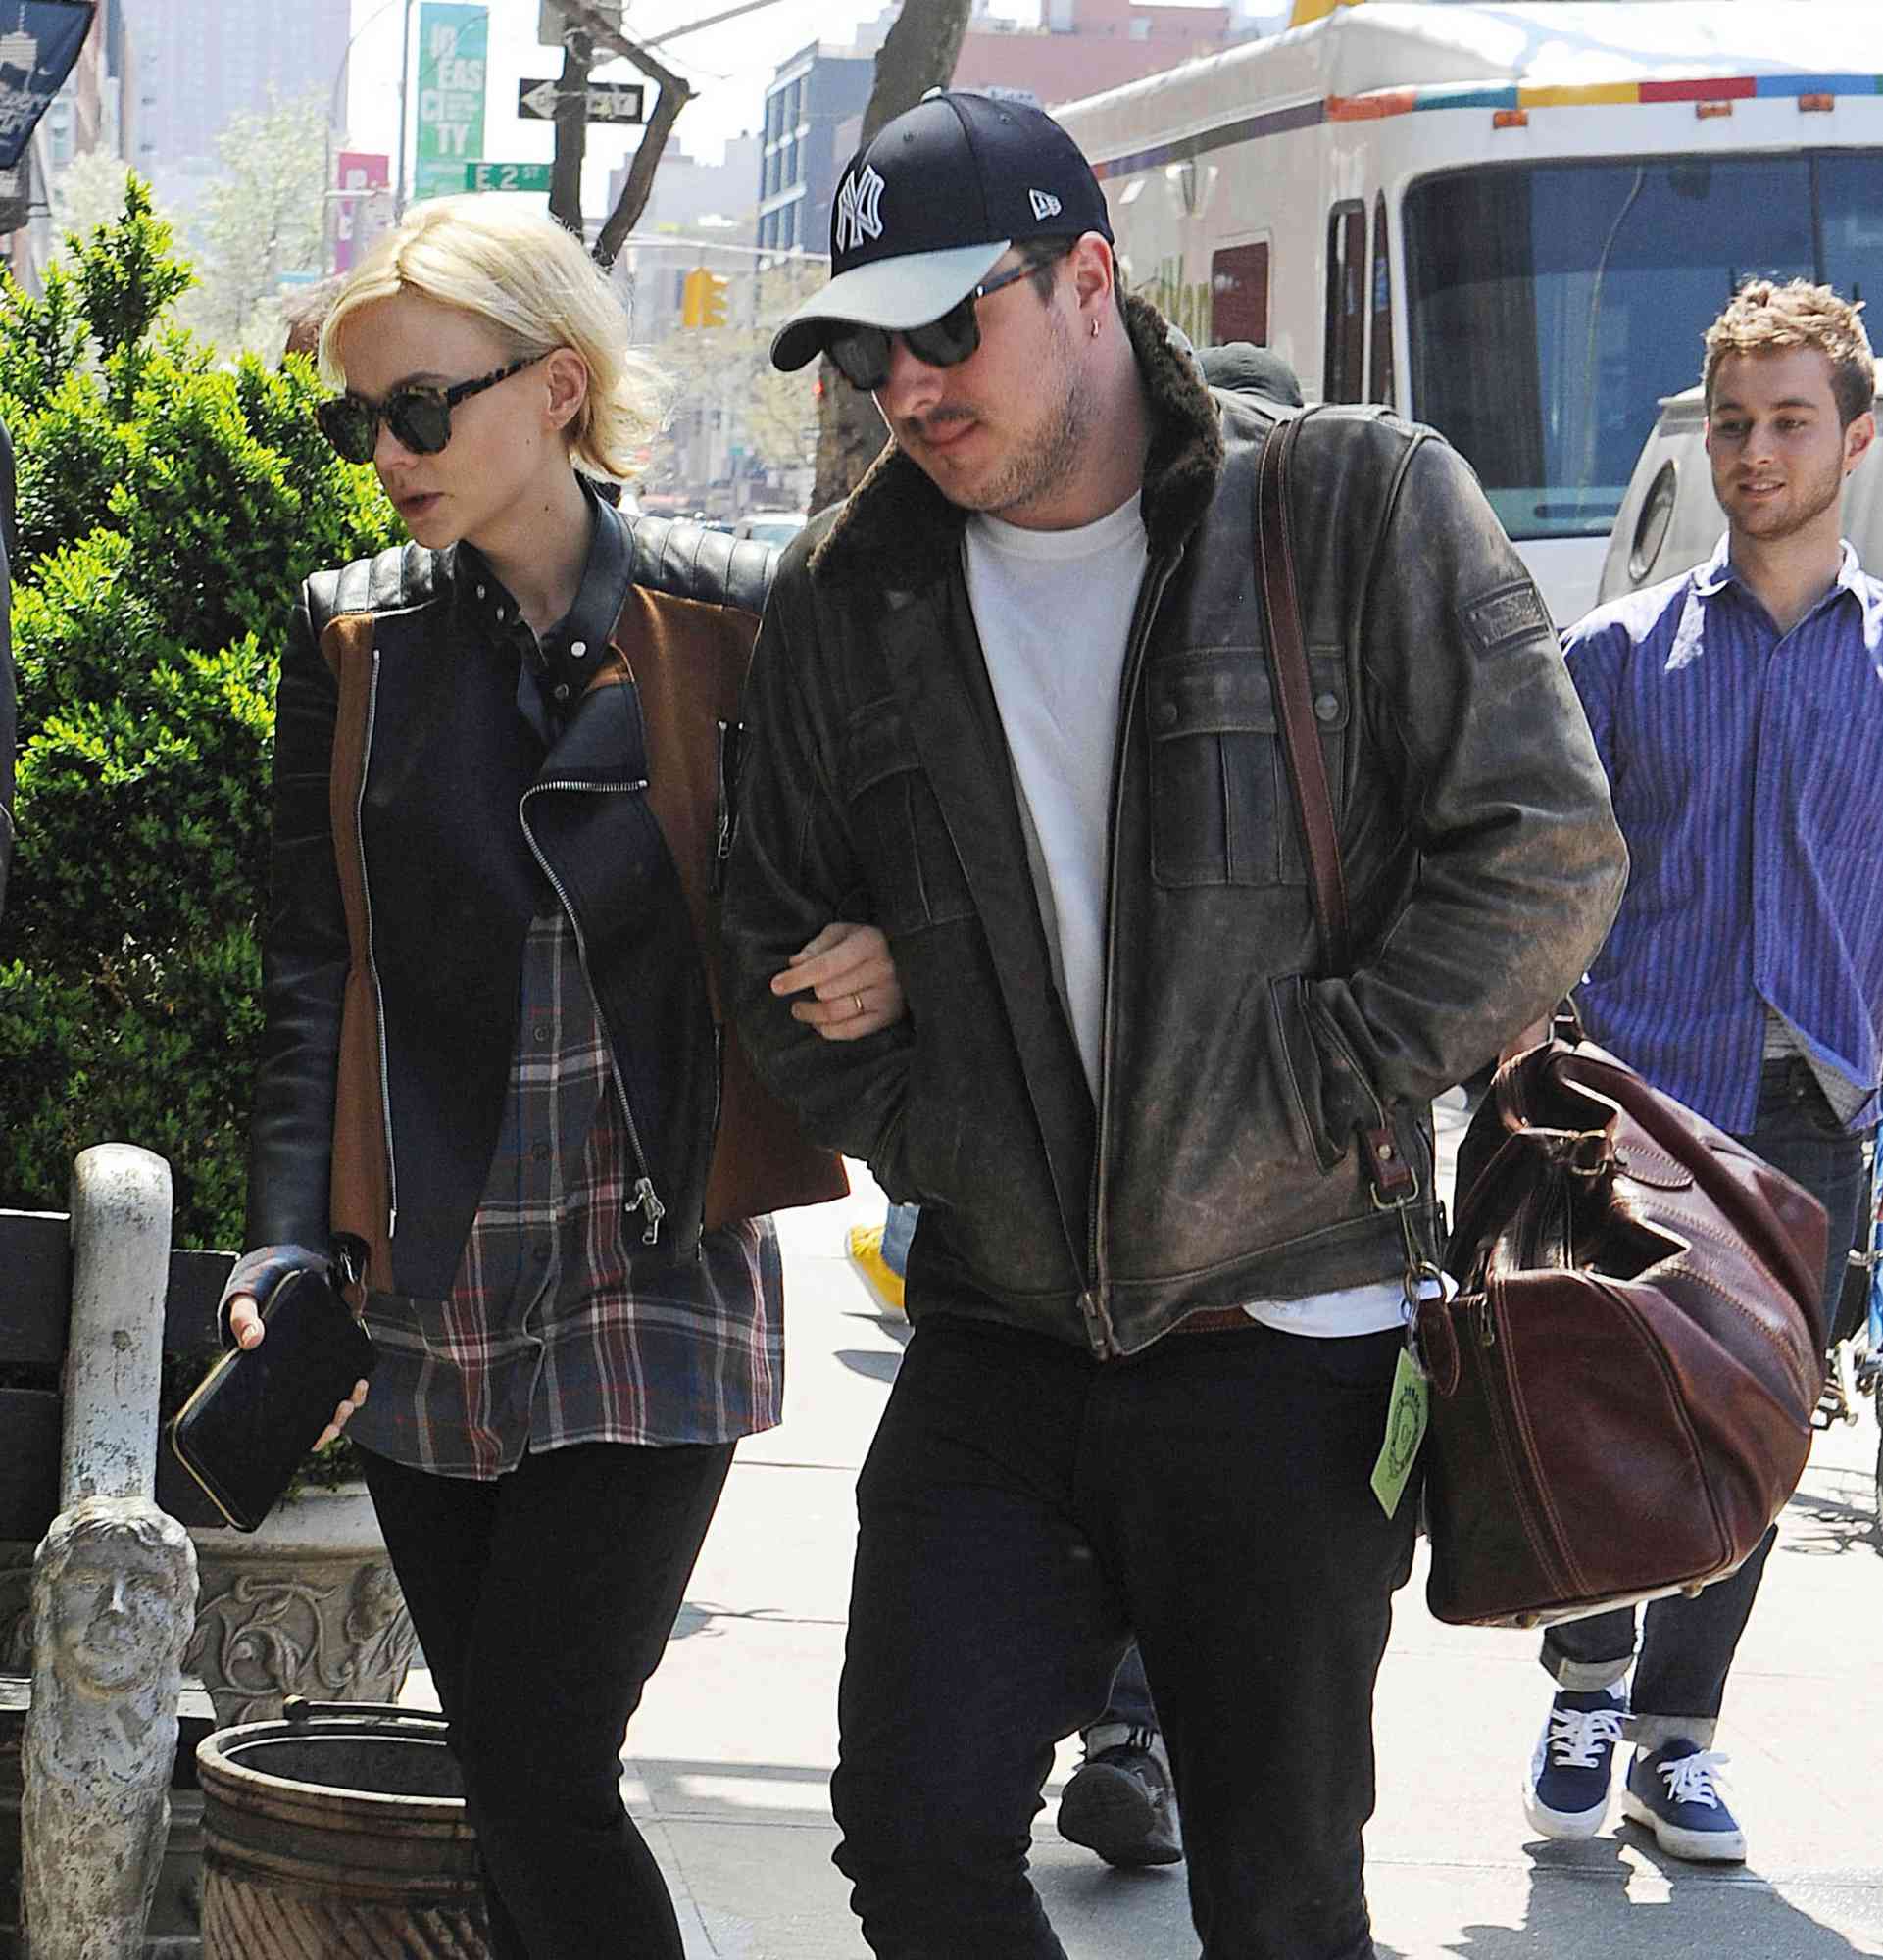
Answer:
[
  {"xmin": 1157, "ymin": 701, "xmax": 1178, "ymax": 728},
  {"xmin": 1314, "ymin": 692, "xmax": 1340, "ymax": 722}
]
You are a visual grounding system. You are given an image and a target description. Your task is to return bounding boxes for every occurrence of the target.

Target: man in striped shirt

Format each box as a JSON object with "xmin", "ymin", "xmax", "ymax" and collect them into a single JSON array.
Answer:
[{"xmin": 1522, "ymin": 279, "xmax": 1882, "ymax": 1866}]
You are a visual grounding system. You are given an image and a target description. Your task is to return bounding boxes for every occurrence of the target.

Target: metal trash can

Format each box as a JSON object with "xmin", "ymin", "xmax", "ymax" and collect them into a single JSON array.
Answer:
[{"xmin": 198, "ymin": 1697, "xmax": 489, "ymax": 1958}]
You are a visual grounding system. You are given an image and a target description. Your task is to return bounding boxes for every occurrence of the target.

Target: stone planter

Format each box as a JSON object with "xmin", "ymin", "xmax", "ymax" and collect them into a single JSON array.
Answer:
[{"xmin": 183, "ymin": 1483, "xmax": 418, "ymax": 1732}]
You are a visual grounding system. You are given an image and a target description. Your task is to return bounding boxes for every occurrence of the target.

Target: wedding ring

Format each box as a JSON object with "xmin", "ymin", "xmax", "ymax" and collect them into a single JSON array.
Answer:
[{"xmin": 853, "ymin": 992, "xmax": 866, "ymax": 1017}]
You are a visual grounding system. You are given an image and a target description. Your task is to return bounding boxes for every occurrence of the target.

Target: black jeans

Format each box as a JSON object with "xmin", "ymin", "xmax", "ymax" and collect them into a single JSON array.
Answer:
[
  {"xmin": 831, "ymin": 1313, "xmax": 1416, "ymax": 1960},
  {"xmin": 1541, "ymin": 1057, "xmax": 1867, "ymax": 1747},
  {"xmin": 361, "ymin": 1439, "xmax": 735, "ymax": 1960}
]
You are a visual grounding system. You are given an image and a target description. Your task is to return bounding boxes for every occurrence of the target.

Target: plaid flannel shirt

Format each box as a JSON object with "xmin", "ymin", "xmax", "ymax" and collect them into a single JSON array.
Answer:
[{"xmin": 347, "ymin": 910, "xmax": 784, "ymax": 1480}]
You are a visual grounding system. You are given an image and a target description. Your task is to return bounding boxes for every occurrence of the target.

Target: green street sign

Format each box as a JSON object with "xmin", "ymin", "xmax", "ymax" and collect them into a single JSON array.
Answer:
[{"xmin": 466, "ymin": 161, "xmax": 553, "ymax": 192}]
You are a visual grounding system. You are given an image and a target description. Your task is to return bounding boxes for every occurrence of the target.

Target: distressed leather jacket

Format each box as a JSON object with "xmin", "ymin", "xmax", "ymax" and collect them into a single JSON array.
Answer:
[{"xmin": 721, "ymin": 297, "xmax": 1627, "ymax": 1359}]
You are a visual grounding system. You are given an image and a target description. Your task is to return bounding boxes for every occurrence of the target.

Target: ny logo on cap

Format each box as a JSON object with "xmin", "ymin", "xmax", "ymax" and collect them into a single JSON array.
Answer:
[
  {"xmin": 835, "ymin": 165, "xmax": 887, "ymax": 254},
  {"xmin": 1028, "ymin": 189, "xmax": 1063, "ymax": 221}
]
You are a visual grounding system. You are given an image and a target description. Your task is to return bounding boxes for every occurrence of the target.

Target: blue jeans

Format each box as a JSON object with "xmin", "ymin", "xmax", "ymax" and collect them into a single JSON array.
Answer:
[
  {"xmin": 1541, "ymin": 1057, "xmax": 1868, "ymax": 1748},
  {"xmin": 881, "ymin": 1201, "xmax": 919, "ymax": 1278},
  {"xmin": 831, "ymin": 1312, "xmax": 1414, "ymax": 1959}
]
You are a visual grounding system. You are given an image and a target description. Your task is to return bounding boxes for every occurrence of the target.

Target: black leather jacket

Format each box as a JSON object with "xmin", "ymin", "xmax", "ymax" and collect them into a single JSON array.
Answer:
[
  {"xmin": 246, "ymin": 504, "xmax": 780, "ymax": 1299},
  {"xmin": 722, "ymin": 298, "xmax": 1628, "ymax": 1358}
]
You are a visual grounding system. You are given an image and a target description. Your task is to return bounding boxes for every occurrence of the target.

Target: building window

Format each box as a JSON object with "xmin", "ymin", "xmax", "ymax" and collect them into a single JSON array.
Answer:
[{"xmin": 1210, "ymin": 241, "xmax": 1270, "ymax": 345}]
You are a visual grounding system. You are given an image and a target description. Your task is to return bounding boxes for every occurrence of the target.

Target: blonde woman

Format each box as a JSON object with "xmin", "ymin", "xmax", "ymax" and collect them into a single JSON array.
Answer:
[{"xmin": 221, "ymin": 197, "xmax": 899, "ymax": 1957}]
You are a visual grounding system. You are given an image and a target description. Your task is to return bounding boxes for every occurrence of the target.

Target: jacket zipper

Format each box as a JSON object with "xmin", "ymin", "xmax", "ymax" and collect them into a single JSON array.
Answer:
[
  {"xmin": 518, "ymin": 778, "xmax": 668, "ymax": 1246},
  {"xmin": 358, "ymin": 652, "xmax": 399, "ymax": 1241},
  {"xmin": 1085, "ymin": 551, "xmax": 1183, "ymax": 1358}
]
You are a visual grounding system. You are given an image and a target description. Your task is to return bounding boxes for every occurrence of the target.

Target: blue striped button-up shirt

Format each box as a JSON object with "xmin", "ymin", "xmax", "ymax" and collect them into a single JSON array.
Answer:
[{"xmin": 1563, "ymin": 534, "xmax": 1883, "ymax": 1135}]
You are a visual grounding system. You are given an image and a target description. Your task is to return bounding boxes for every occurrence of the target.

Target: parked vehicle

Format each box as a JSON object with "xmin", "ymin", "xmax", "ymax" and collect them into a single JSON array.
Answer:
[
  {"xmin": 1053, "ymin": 0, "xmax": 1883, "ymax": 624},
  {"xmin": 733, "ymin": 509, "xmax": 808, "ymax": 546}
]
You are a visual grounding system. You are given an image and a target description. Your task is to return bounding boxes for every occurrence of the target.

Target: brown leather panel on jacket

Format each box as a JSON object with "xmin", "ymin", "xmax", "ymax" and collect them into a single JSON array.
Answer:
[
  {"xmin": 319, "ymin": 613, "xmax": 395, "ymax": 1294},
  {"xmin": 602, "ymin": 584, "xmax": 846, "ymax": 1228}
]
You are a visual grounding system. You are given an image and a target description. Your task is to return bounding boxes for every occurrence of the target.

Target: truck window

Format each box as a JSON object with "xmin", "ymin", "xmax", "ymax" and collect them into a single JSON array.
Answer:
[
  {"xmin": 1324, "ymin": 202, "xmax": 1366, "ymax": 403},
  {"xmin": 1369, "ymin": 192, "xmax": 1395, "ymax": 409},
  {"xmin": 1211, "ymin": 241, "xmax": 1270, "ymax": 345},
  {"xmin": 1403, "ymin": 152, "xmax": 1883, "ymax": 542}
]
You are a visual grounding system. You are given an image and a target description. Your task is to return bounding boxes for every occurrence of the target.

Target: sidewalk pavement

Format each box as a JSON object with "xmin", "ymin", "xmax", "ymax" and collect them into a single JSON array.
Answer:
[{"xmin": 408, "ymin": 1089, "xmax": 1883, "ymax": 1958}]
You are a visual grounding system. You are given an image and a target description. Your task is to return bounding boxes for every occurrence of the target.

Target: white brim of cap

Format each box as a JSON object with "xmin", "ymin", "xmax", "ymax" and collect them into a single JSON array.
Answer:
[{"xmin": 770, "ymin": 240, "xmax": 1011, "ymax": 372}]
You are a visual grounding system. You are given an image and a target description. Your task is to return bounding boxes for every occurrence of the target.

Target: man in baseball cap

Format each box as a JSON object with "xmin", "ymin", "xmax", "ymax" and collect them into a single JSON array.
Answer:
[
  {"xmin": 770, "ymin": 88, "xmax": 1112, "ymax": 378},
  {"xmin": 727, "ymin": 89, "xmax": 1625, "ymax": 1960}
]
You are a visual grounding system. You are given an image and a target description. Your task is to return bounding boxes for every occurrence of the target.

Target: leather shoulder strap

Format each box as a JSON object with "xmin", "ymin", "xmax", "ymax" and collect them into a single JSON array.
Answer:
[{"xmin": 1256, "ymin": 407, "xmax": 1349, "ymax": 974}]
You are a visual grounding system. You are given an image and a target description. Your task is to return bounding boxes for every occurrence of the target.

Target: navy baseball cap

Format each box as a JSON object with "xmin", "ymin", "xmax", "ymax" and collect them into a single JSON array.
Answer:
[{"xmin": 769, "ymin": 89, "xmax": 1114, "ymax": 374}]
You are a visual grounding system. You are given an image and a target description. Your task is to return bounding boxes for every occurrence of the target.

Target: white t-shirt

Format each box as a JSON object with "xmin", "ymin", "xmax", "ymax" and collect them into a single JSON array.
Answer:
[{"xmin": 963, "ymin": 497, "xmax": 1405, "ymax": 1341}]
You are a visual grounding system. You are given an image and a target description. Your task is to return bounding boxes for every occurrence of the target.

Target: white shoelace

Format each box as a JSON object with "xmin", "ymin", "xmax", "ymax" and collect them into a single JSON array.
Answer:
[
  {"xmin": 1547, "ymin": 1706, "xmax": 1625, "ymax": 1769},
  {"xmin": 1657, "ymin": 1749, "xmax": 1731, "ymax": 1810}
]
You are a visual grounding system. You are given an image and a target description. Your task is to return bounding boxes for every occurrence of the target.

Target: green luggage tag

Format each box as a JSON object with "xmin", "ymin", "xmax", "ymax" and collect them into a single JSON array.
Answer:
[
  {"xmin": 1370, "ymin": 1344, "xmax": 1428, "ymax": 1519},
  {"xmin": 1371, "ymin": 1265, "xmax": 1442, "ymax": 1520}
]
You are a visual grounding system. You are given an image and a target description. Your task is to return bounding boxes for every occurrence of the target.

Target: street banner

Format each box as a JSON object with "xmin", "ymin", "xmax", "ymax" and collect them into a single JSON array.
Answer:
[
  {"xmin": 0, "ymin": 1, "xmax": 95, "ymax": 171},
  {"xmin": 414, "ymin": 2, "xmax": 488, "ymax": 204},
  {"xmin": 334, "ymin": 150, "xmax": 392, "ymax": 274}
]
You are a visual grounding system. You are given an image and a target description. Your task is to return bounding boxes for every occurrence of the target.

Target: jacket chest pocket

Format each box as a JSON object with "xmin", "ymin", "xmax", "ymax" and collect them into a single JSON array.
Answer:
[
  {"xmin": 1146, "ymin": 648, "xmax": 1349, "ymax": 888},
  {"xmin": 844, "ymin": 701, "xmax": 976, "ymax": 934}
]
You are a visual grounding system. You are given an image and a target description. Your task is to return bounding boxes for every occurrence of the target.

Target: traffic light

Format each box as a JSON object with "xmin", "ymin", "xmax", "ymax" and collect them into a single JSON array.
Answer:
[{"xmin": 681, "ymin": 266, "xmax": 730, "ymax": 329}]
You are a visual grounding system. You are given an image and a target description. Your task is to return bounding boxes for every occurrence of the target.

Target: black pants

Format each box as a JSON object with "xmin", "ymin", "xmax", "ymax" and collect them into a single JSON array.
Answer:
[
  {"xmin": 1541, "ymin": 1057, "xmax": 1867, "ymax": 1747},
  {"xmin": 361, "ymin": 1439, "xmax": 735, "ymax": 1959},
  {"xmin": 831, "ymin": 1313, "xmax": 1415, "ymax": 1960}
]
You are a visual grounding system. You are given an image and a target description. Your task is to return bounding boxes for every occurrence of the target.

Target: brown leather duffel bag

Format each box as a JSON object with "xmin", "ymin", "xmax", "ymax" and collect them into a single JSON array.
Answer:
[
  {"xmin": 1253, "ymin": 415, "xmax": 1826, "ymax": 1634},
  {"xmin": 1422, "ymin": 1019, "xmax": 1828, "ymax": 1628}
]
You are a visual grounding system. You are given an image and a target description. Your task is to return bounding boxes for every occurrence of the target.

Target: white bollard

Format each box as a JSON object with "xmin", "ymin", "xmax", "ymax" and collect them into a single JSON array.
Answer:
[
  {"xmin": 22, "ymin": 1147, "xmax": 196, "ymax": 1959},
  {"xmin": 59, "ymin": 1144, "xmax": 173, "ymax": 1509}
]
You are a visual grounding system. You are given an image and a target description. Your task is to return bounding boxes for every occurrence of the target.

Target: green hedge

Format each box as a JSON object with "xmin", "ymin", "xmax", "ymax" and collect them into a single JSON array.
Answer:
[{"xmin": 0, "ymin": 178, "xmax": 398, "ymax": 1250}]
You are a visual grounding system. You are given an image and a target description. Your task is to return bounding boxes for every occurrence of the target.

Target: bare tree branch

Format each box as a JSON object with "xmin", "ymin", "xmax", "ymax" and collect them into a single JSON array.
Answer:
[{"xmin": 552, "ymin": 0, "xmax": 697, "ymax": 267}]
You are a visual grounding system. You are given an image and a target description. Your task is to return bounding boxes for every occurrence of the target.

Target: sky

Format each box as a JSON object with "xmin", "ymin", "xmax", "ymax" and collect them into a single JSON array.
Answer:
[{"xmin": 341, "ymin": 0, "xmax": 1040, "ymax": 210}]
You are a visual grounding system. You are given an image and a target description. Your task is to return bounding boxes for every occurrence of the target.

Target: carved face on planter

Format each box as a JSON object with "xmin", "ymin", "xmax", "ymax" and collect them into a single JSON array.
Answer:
[{"xmin": 32, "ymin": 1498, "xmax": 195, "ymax": 1697}]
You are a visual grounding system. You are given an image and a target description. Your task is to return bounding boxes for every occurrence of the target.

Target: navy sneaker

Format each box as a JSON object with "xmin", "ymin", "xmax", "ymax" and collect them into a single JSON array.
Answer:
[
  {"xmin": 1621, "ymin": 1740, "xmax": 1746, "ymax": 1862},
  {"xmin": 1523, "ymin": 1688, "xmax": 1628, "ymax": 1838},
  {"xmin": 1057, "ymin": 1729, "xmax": 1183, "ymax": 1867}
]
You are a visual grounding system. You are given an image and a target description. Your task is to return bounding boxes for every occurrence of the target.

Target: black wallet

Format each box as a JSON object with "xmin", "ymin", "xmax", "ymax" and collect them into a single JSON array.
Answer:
[{"xmin": 169, "ymin": 1265, "xmax": 376, "ymax": 1532}]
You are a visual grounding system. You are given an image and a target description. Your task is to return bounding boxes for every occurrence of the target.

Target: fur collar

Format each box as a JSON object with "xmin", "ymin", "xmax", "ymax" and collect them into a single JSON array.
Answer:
[{"xmin": 809, "ymin": 292, "xmax": 1226, "ymax": 592}]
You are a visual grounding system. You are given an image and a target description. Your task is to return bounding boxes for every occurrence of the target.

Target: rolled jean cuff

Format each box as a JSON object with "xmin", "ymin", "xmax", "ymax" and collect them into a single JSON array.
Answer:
[
  {"xmin": 1540, "ymin": 1650, "xmax": 1632, "ymax": 1693},
  {"xmin": 1627, "ymin": 1712, "xmax": 1717, "ymax": 1751}
]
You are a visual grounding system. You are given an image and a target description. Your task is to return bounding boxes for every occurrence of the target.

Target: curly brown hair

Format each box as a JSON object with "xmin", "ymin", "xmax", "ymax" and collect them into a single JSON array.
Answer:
[{"xmin": 1704, "ymin": 279, "xmax": 1876, "ymax": 426}]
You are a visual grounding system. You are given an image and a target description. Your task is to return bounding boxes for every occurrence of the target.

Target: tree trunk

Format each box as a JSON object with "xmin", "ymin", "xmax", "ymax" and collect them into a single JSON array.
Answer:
[
  {"xmin": 549, "ymin": 30, "xmax": 592, "ymax": 236},
  {"xmin": 555, "ymin": 0, "xmax": 696, "ymax": 270},
  {"xmin": 810, "ymin": 0, "xmax": 975, "ymax": 513}
]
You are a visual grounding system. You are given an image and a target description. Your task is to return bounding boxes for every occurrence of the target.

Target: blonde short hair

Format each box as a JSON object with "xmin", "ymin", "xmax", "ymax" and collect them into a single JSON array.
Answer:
[
  {"xmin": 321, "ymin": 196, "xmax": 667, "ymax": 479},
  {"xmin": 1704, "ymin": 279, "xmax": 1876, "ymax": 427}
]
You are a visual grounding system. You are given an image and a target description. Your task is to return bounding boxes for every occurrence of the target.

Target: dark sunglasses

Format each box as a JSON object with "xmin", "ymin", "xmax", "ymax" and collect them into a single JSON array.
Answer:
[
  {"xmin": 316, "ymin": 352, "xmax": 546, "ymax": 464},
  {"xmin": 824, "ymin": 246, "xmax": 1071, "ymax": 393}
]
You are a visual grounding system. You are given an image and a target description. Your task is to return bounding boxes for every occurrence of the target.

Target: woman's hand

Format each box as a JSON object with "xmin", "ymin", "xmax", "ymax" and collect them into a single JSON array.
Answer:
[
  {"xmin": 770, "ymin": 921, "xmax": 906, "ymax": 1042},
  {"xmin": 224, "ymin": 1295, "xmax": 371, "ymax": 1449}
]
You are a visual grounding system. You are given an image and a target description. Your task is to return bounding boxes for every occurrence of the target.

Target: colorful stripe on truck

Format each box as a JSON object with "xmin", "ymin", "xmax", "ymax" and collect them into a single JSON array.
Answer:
[{"xmin": 1089, "ymin": 73, "xmax": 1883, "ymax": 179}]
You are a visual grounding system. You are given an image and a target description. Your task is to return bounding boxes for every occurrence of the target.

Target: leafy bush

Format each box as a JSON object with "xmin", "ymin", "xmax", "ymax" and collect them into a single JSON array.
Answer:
[{"xmin": 0, "ymin": 177, "xmax": 398, "ymax": 1250}]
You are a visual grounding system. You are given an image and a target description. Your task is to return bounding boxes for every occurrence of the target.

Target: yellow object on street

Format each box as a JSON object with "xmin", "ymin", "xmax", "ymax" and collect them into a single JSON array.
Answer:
[{"xmin": 846, "ymin": 1224, "xmax": 907, "ymax": 1315}]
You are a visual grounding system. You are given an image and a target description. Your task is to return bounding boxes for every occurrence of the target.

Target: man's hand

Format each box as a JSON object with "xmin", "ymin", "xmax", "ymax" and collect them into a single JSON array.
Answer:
[
  {"xmin": 770, "ymin": 921, "xmax": 906, "ymax": 1042},
  {"xmin": 224, "ymin": 1294, "xmax": 371, "ymax": 1449}
]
